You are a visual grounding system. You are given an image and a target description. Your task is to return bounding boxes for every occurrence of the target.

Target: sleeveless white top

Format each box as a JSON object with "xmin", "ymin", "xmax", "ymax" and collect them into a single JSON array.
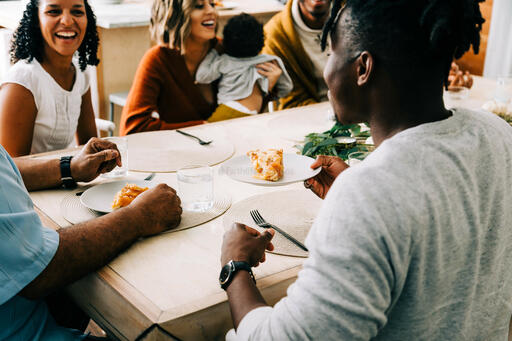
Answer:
[{"xmin": 1, "ymin": 59, "xmax": 90, "ymax": 154}]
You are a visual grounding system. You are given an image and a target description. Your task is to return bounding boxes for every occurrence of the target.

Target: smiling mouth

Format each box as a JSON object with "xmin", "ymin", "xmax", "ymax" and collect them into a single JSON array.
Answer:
[
  {"xmin": 201, "ymin": 20, "xmax": 215, "ymax": 28},
  {"xmin": 55, "ymin": 31, "xmax": 78, "ymax": 39}
]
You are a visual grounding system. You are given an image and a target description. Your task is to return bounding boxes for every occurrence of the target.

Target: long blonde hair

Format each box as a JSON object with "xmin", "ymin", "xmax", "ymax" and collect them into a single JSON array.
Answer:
[{"xmin": 150, "ymin": 0, "xmax": 196, "ymax": 52}]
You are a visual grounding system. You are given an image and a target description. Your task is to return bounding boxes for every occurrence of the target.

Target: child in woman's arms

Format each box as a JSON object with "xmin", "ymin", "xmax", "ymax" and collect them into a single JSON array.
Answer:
[{"xmin": 196, "ymin": 13, "xmax": 293, "ymax": 122}]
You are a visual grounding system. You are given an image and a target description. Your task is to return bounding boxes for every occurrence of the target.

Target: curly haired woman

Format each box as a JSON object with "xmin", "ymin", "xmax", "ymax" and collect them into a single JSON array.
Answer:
[
  {"xmin": 0, "ymin": 0, "xmax": 99, "ymax": 156},
  {"xmin": 119, "ymin": 0, "xmax": 220, "ymax": 135}
]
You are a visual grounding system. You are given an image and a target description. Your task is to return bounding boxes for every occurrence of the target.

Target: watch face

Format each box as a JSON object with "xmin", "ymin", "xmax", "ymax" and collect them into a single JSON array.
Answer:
[{"xmin": 219, "ymin": 264, "xmax": 231, "ymax": 284}]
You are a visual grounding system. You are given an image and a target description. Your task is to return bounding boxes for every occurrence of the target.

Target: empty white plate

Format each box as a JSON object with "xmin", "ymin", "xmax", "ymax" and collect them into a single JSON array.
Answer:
[{"xmin": 219, "ymin": 153, "xmax": 320, "ymax": 186}]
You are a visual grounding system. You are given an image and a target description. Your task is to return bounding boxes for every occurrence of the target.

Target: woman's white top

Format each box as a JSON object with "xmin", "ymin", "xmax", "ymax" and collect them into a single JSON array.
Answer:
[{"xmin": 1, "ymin": 59, "xmax": 90, "ymax": 154}]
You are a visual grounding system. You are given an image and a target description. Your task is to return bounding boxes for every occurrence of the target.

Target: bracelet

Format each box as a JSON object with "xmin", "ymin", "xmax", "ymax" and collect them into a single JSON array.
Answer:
[{"xmin": 60, "ymin": 156, "xmax": 77, "ymax": 189}]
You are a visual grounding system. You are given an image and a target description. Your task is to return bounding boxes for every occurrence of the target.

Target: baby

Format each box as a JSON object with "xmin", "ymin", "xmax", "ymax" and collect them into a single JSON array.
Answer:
[{"xmin": 196, "ymin": 13, "xmax": 293, "ymax": 122}]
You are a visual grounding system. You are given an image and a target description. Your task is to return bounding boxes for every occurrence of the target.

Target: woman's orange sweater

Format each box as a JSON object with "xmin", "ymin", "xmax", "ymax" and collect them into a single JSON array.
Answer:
[{"xmin": 120, "ymin": 44, "xmax": 218, "ymax": 135}]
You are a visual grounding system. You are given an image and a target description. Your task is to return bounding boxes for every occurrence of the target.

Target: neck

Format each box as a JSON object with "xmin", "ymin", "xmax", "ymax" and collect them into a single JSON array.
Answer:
[
  {"xmin": 40, "ymin": 44, "xmax": 74, "ymax": 76},
  {"xmin": 298, "ymin": 3, "xmax": 328, "ymax": 29},
  {"xmin": 368, "ymin": 89, "xmax": 451, "ymax": 146},
  {"xmin": 183, "ymin": 37, "xmax": 211, "ymax": 75}
]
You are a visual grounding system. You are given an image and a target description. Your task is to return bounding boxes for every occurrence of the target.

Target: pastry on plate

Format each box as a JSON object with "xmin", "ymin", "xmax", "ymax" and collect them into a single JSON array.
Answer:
[
  {"xmin": 247, "ymin": 149, "xmax": 284, "ymax": 181},
  {"xmin": 112, "ymin": 183, "xmax": 148, "ymax": 209}
]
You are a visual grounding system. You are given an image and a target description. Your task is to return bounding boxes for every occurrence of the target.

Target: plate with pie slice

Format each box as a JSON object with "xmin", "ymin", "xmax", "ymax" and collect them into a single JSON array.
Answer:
[
  {"xmin": 80, "ymin": 180, "xmax": 154, "ymax": 213},
  {"xmin": 220, "ymin": 152, "xmax": 320, "ymax": 186}
]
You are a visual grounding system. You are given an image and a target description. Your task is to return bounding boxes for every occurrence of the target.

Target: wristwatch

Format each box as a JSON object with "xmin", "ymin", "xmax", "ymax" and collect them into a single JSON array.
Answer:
[
  {"xmin": 60, "ymin": 156, "xmax": 77, "ymax": 189},
  {"xmin": 219, "ymin": 260, "xmax": 255, "ymax": 290}
]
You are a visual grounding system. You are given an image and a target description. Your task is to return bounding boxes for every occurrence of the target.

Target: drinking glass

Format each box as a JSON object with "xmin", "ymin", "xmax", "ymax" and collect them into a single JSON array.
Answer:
[
  {"xmin": 101, "ymin": 136, "xmax": 128, "ymax": 178},
  {"xmin": 177, "ymin": 165, "xmax": 214, "ymax": 212},
  {"xmin": 494, "ymin": 77, "xmax": 512, "ymax": 103},
  {"xmin": 348, "ymin": 151, "xmax": 369, "ymax": 167}
]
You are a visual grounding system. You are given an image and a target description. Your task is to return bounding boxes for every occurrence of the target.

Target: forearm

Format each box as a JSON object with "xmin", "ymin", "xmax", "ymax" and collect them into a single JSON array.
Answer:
[
  {"xmin": 226, "ymin": 271, "xmax": 269, "ymax": 329},
  {"xmin": 20, "ymin": 206, "xmax": 144, "ymax": 299},
  {"xmin": 15, "ymin": 158, "xmax": 63, "ymax": 191}
]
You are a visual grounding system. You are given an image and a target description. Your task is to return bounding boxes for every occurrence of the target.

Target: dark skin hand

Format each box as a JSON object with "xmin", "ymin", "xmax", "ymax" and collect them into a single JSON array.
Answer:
[
  {"xmin": 15, "ymin": 137, "xmax": 122, "ymax": 191},
  {"xmin": 221, "ymin": 223, "xmax": 275, "ymax": 328},
  {"xmin": 304, "ymin": 155, "xmax": 349, "ymax": 199}
]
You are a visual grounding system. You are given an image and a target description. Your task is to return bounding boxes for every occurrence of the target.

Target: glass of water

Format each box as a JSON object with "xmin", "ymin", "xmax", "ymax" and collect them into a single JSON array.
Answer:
[
  {"xmin": 101, "ymin": 136, "xmax": 128, "ymax": 178},
  {"xmin": 348, "ymin": 151, "xmax": 369, "ymax": 167},
  {"xmin": 177, "ymin": 165, "xmax": 214, "ymax": 212}
]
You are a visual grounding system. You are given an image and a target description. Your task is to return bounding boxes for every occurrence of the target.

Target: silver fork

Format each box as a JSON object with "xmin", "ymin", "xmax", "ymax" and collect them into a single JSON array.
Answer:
[
  {"xmin": 250, "ymin": 210, "xmax": 308, "ymax": 252},
  {"xmin": 144, "ymin": 172, "xmax": 156, "ymax": 181},
  {"xmin": 176, "ymin": 130, "xmax": 212, "ymax": 145}
]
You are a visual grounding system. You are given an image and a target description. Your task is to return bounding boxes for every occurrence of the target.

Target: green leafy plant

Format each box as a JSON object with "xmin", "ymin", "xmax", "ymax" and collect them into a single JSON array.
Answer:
[{"xmin": 295, "ymin": 122, "xmax": 373, "ymax": 161}]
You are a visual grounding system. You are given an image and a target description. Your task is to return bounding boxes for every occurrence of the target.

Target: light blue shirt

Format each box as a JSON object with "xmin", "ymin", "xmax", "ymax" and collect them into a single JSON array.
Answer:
[{"xmin": 0, "ymin": 146, "xmax": 85, "ymax": 340}]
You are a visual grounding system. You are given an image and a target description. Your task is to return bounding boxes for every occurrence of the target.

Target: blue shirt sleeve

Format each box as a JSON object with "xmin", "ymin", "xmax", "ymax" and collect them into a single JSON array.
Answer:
[{"xmin": 0, "ymin": 147, "xmax": 59, "ymax": 305}]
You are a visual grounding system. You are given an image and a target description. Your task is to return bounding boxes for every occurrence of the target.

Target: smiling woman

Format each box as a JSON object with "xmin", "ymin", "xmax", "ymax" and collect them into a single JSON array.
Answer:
[
  {"xmin": 0, "ymin": 0, "xmax": 99, "ymax": 156},
  {"xmin": 119, "ymin": 0, "xmax": 222, "ymax": 135}
]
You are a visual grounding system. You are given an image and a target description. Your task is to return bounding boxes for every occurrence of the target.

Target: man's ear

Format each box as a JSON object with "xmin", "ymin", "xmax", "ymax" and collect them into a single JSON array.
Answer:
[{"xmin": 356, "ymin": 51, "xmax": 373, "ymax": 86}]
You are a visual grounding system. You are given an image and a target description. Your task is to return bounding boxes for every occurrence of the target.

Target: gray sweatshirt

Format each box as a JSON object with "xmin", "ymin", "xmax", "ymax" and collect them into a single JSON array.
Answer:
[{"xmin": 195, "ymin": 50, "xmax": 293, "ymax": 105}]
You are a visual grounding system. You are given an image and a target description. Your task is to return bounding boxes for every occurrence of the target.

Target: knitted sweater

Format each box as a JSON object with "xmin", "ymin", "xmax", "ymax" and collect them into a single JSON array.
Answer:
[
  {"xmin": 120, "ymin": 44, "xmax": 218, "ymax": 135},
  {"xmin": 262, "ymin": 0, "xmax": 320, "ymax": 109}
]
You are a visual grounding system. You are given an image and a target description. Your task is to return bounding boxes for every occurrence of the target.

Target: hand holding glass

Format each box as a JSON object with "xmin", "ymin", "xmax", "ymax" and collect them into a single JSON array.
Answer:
[{"xmin": 101, "ymin": 137, "xmax": 128, "ymax": 178}]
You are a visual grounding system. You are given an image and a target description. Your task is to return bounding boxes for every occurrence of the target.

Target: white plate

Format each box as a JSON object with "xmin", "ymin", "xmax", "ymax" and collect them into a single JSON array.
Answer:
[
  {"xmin": 220, "ymin": 153, "xmax": 320, "ymax": 186},
  {"xmin": 80, "ymin": 180, "xmax": 154, "ymax": 213},
  {"xmin": 216, "ymin": 1, "xmax": 237, "ymax": 10}
]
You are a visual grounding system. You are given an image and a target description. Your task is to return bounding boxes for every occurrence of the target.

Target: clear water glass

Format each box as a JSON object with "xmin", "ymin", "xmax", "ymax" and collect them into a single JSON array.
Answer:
[
  {"xmin": 177, "ymin": 165, "xmax": 214, "ymax": 212},
  {"xmin": 101, "ymin": 136, "xmax": 128, "ymax": 178},
  {"xmin": 348, "ymin": 151, "xmax": 369, "ymax": 167},
  {"xmin": 494, "ymin": 77, "xmax": 512, "ymax": 104}
]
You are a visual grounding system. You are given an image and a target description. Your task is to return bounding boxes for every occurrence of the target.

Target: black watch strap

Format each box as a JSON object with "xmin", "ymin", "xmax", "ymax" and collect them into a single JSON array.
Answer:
[
  {"xmin": 220, "ymin": 260, "xmax": 255, "ymax": 290},
  {"xmin": 60, "ymin": 156, "xmax": 77, "ymax": 189}
]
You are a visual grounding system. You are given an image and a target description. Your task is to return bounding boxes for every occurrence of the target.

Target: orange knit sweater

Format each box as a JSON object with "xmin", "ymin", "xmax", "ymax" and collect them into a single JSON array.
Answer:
[{"xmin": 120, "ymin": 44, "xmax": 218, "ymax": 135}]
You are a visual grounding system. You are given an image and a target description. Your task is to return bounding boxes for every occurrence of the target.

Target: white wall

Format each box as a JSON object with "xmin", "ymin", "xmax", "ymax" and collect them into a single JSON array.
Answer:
[{"xmin": 484, "ymin": 0, "xmax": 512, "ymax": 78}]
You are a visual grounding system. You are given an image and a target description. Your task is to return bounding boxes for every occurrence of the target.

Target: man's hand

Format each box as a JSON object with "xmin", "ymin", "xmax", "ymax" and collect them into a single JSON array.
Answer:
[
  {"xmin": 129, "ymin": 183, "xmax": 182, "ymax": 236},
  {"xmin": 257, "ymin": 60, "xmax": 283, "ymax": 92},
  {"xmin": 304, "ymin": 155, "xmax": 349, "ymax": 199},
  {"xmin": 221, "ymin": 223, "xmax": 275, "ymax": 267},
  {"xmin": 71, "ymin": 137, "xmax": 121, "ymax": 182}
]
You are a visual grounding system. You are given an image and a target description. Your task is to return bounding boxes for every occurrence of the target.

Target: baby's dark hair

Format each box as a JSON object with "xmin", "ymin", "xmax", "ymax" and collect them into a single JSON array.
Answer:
[
  {"xmin": 321, "ymin": 0, "xmax": 484, "ymax": 88},
  {"xmin": 10, "ymin": 0, "xmax": 100, "ymax": 71},
  {"xmin": 223, "ymin": 13, "xmax": 264, "ymax": 58}
]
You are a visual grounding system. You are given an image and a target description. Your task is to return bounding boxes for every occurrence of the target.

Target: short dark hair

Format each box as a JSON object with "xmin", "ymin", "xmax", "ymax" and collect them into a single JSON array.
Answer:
[
  {"xmin": 223, "ymin": 13, "xmax": 264, "ymax": 58},
  {"xmin": 321, "ymin": 0, "xmax": 485, "ymax": 87},
  {"xmin": 10, "ymin": 0, "xmax": 100, "ymax": 71}
]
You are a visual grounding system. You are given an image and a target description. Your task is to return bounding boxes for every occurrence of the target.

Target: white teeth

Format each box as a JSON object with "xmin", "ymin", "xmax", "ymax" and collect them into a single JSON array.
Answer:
[
  {"xmin": 56, "ymin": 32, "xmax": 76, "ymax": 38},
  {"xmin": 202, "ymin": 20, "xmax": 215, "ymax": 26}
]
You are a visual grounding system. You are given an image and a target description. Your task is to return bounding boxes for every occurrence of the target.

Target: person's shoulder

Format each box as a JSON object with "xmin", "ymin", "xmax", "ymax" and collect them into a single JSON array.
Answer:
[
  {"xmin": 2, "ymin": 59, "xmax": 41, "ymax": 91},
  {"xmin": 5, "ymin": 59, "xmax": 37, "ymax": 79},
  {"xmin": 141, "ymin": 45, "xmax": 181, "ymax": 64},
  {"xmin": 461, "ymin": 107, "xmax": 512, "ymax": 135}
]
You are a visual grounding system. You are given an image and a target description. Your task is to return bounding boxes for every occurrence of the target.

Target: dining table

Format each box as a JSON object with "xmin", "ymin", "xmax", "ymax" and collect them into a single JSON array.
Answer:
[{"xmin": 27, "ymin": 76, "xmax": 501, "ymax": 340}]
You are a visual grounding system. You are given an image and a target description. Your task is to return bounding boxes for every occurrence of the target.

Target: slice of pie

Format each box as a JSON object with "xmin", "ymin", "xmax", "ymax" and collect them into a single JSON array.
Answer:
[
  {"xmin": 112, "ymin": 183, "xmax": 149, "ymax": 209},
  {"xmin": 247, "ymin": 149, "xmax": 284, "ymax": 182}
]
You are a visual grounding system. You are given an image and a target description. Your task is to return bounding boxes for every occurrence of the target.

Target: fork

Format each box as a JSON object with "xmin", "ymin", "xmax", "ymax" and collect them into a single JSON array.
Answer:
[
  {"xmin": 250, "ymin": 210, "xmax": 308, "ymax": 252},
  {"xmin": 176, "ymin": 130, "xmax": 212, "ymax": 145},
  {"xmin": 144, "ymin": 172, "xmax": 156, "ymax": 181}
]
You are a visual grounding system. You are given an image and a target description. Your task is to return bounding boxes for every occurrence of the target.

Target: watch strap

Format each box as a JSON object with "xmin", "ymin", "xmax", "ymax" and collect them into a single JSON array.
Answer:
[
  {"xmin": 60, "ymin": 156, "xmax": 77, "ymax": 189},
  {"xmin": 220, "ymin": 260, "xmax": 255, "ymax": 290}
]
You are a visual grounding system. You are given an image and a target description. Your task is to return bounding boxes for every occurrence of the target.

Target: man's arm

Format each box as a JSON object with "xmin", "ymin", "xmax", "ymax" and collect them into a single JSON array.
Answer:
[
  {"xmin": 220, "ymin": 224, "xmax": 275, "ymax": 328},
  {"xmin": 20, "ymin": 183, "xmax": 182, "ymax": 299},
  {"xmin": 16, "ymin": 137, "xmax": 121, "ymax": 191}
]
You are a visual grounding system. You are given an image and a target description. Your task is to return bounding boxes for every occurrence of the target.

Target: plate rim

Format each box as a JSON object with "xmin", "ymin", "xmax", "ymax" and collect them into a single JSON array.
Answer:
[
  {"xmin": 219, "ymin": 153, "xmax": 320, "ymax": 186},
  {"xmin": 80, "ymin": 179, "xmax": 153, "ymax": 213}
]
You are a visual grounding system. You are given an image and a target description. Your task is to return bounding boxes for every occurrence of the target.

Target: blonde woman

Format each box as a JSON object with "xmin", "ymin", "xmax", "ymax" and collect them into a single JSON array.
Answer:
[{"xmin": 120, "ymin": 0, "xmax": 220, "ymax": 135}]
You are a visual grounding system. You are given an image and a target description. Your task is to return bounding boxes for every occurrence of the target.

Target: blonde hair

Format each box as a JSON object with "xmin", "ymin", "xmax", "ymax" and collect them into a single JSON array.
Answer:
[{"xmin": 150, "ymin": 0, "xmax": 196, "ymax": 52}]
